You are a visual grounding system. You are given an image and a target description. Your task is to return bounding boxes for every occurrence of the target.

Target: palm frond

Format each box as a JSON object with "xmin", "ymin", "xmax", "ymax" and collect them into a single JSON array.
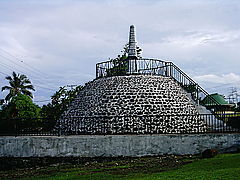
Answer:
[
  {"xmin": 21, "ymin": 79, "xmax": 31, "ymax": 85},
  {"xmin": 5, "ymin": 75, "xmax": 12, "ymax": 81},
  {"xmin": 23, "ymin": 84, "xmax": 35, "ymax": 91},
  {"xmin": 1, "ymin": 86, "xmax": 11, "ymax": 91},
  {"xmin": 2, "ymin": 71, "xmax": 35, "ymax": 101},
  {"xmin": 12, "ymin": 71, "xmax": 17, "ymax": 79},
  {"xmin": 5, "ymin": 93, "xmax": 12, "ymax": 101},
  {"xmin": 21, "ymin": 89, "xmax": 33, "ymax": 98},
  {"xmin": 9, "ymin": 81, "xmax": 16, "ymax": 88},
  {"xmin": 19, "ymin": 74, "xmax": 27, "ymax": 81}
]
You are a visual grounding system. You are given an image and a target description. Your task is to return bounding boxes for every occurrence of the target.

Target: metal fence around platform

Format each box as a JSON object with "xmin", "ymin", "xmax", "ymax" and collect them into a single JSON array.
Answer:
[
  {"xmin": 0, "ymin": 114, "xmax": 239, "ymax": 136},
  {"xmin": 96, "ymin": 58, "xmax": 167, "ymax": 78},
  {"xmin": 96, "ymin": 58, "xmax": 221, "ymax": 109}
]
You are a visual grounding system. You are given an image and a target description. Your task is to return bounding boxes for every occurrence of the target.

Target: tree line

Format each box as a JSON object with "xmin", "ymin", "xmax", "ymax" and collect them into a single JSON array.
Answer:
[
  {"xmin": 0, "ymin": 45, "xmax": 131, "ymax": 133},
  {"xmin": 0, "ymin": 71, "xmax": 83, "ymax": 133}
]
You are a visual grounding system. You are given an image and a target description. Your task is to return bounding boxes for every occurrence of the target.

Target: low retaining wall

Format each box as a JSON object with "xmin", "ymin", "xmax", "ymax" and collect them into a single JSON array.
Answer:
[{"xmin": 0, "ymin": 134, "xmax": 240, "ymax": 157}]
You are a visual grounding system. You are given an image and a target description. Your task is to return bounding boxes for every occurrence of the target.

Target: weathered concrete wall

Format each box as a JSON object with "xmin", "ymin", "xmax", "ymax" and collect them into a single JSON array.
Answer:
[{"xmin": 0, "ymin": 134, "xmax": 240, "ymax": 157}]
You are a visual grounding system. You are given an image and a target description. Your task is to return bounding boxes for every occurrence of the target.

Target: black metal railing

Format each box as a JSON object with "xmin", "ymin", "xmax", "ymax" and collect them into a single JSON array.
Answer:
[
  {"xmin": 1, "ymin": 114, "xmax": 239, "ymax": 136},
  {"xmin": 96, "ymin": 58, "xmax": 167, "ymax": 78},
  {"xmin": 165, "ymin": 62, "xmax": 221, "ymax": 108},
  {"xmin": 59, "ymin": 114, "xmax": 240, "ymax": 135},
  {"xmin": 96, "ymin": 58, "xmax": 220, "ymax": 108},
  {"xmin": 0, "ymin": 118, "xmax": 58, "ymax": 136}
]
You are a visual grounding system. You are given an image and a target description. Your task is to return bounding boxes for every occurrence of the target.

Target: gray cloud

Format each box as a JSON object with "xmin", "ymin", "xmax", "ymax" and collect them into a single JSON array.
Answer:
[{"xmin": 0, "ymin": 0, "xmax": 240, "ymax": 105}]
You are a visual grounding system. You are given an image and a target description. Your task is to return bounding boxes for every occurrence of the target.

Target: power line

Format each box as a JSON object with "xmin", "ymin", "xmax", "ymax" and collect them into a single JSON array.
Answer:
[
  {"xmin": 0, "ymin": 71, "xmax": 8, "ymax": 76},
  {"xmin": 0, "ymin": 50, "xmax": 60, "ymax": 104},
  {"xmin": 0, "ymin": 49, "xmax": 44, "ymax": 76},
  {"xmin": 0, "ymin": 61, "xmax": 27, "ymax": 75},
  {"xmin": 0, "ymin": 50, "xmax": 63, "ymax": 90},
  {"xmin": 0, "ymin": 49, "xmax": 75, "ymax": 93},
  {"xmin": 0, "ymin": 54, "xmax": 37, "ymax": 74},
  {"xmin": 0, "ymin": 56, "xmax": 44, "ymax": 82},
  {"xmin": 0, "ymin": 63, "xmax": 56, "ymax": 92},
  {"xmin": 0, "ymin": 48, "xmax": 50, "ymax": 77},
  {"xmin": 34, "ymin": 84, "xmax": 56, "ymax": 91},
  {"xmin": 0, "ymin": 54, "xmax": 58, "ymax": 89},
  {"xmin": 0, "ymin": 54, "xmax": 51, "ymax": 81}
]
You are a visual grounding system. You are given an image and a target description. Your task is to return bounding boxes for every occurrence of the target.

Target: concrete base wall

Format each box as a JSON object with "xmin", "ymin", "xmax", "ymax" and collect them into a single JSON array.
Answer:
[{"xmin": 0, "ymin": 134, "xmax": 240, "ymax": 157}]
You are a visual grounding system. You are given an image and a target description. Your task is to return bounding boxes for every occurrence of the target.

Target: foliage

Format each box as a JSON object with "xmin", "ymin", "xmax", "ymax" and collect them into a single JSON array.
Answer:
[
  {"xmin": 0, "ymin": 99, "xmax": 4, "ymax": 105},
  {"xmin": 41, "ymin": 85, "xmax": 83, "ymax": 120},
  {"xmin": 227, "ymin": 115, "xmax": 240, "ymax": 129},
  {"xmin": 237, "ymin": 102, "xmax": 240, "ymax": 111},
  {"xmin": 1, "ymin": 94, "xmax": 40, "ymax": 119},
  {"xmin": 106, "ymin": 44, "xmax": 129, "ymax": 77},
  {"xmin": 0, "ymin": 108, "xmax": 3, "ymax": 119},
  {"xmin": 105, "ymin": 43, "xmax": 142, "ymax": 77},
  {"xmin": 106, "ymin": 55, "xmax": 128, "ymax": 76},
  {"xmin": 122, "ymin": 43, "xmax": 142, "ymax": 58},
  {"xmin": 1, "ymin": 71, "xmax": 35, "ymax": 102},
  {"xmin": 183, "ymin": 84, "xmax": 197, "ymax": 93},
  {"xmin": 0, "ymin": 94, "xmax": 41, "ymax": 133},
  {"xmin": 136, "ymin": 46, "xmax": 142, "ymax": 58}
]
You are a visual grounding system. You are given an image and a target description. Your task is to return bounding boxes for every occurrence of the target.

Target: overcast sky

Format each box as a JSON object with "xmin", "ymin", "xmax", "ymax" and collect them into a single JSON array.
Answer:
[{"xmin": 0, "ymin": 0, "xmax": 240, "ymax": 105}]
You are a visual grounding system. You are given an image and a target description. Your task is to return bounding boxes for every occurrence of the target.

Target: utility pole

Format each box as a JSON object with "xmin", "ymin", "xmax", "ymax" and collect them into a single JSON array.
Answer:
[{"xmin": 228, "ymin": 87, "xmax": 240, "ymax": 104}]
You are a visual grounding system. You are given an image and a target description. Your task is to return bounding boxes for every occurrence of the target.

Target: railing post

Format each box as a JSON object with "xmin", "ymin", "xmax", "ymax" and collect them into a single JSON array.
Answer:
[
  {"xmin": 59, "ymin": 117, "xmax": 64, "ymax": 136},
  {"xmin": 169, "ymin": 63, "xmax": 172, "ymax": 77},
  {"xmin": 166, "ymin": 62, "xmax": 170, "ymax": 77},
  {"xmin": 96, "ymin": 64, "xmax": 98, "ymax": 79},
  {"xmin": 196, "ymin": 84, "xmax": 199, "ymax": 105},
  {"xmin": 14, "ymin": 118, "xmax": 17, "ymax": 137}
]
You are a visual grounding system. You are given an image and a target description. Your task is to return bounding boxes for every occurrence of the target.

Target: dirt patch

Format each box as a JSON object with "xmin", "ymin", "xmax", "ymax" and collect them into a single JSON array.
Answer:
[
  {"xmin": 77, "ymin": 155, "xmax": 195, "ymax": 176},
  {"xmin": 0, "ymin": 155, "xmax": 198, "ymax": 179}
]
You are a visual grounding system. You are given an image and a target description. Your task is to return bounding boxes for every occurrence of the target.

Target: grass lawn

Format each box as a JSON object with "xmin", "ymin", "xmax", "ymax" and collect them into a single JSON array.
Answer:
[
  {"xmin": 143, "ymin": 153, "xmax": 240, "ymax": 180},
  {"xmin": 0, "ymin": 153, "xmax": 240, "ymax": 180}
]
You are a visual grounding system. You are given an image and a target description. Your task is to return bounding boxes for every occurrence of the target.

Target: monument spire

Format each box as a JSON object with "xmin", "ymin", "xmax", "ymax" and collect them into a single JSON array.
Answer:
[{"xmin": 128, "ymin": 25, "xmax": 137, "ymax": 58}]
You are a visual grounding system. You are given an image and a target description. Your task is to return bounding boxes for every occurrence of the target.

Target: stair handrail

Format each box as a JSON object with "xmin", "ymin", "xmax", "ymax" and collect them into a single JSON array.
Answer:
[{"xmin": 167, "ymin": 62, "xmax": 221, "ymax": 107}]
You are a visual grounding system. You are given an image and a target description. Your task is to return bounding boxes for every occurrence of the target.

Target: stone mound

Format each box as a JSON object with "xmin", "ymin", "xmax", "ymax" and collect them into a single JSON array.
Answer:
[{"xmin": 58, "ymin": 75, "xmax": 206, "ymax": 134}]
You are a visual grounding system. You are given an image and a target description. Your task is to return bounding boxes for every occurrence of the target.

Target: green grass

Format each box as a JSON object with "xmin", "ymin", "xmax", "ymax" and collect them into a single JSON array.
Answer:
[
  {"xmin": 1, "ymin": 153, "xmax": 240, "ymax": 180},
  {"xmin": 140, "ymin": 153, "xmax": 240, "ymax": 180}
]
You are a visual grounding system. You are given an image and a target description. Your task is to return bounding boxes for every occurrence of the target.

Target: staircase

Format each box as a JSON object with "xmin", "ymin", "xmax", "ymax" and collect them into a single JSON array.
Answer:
[{"xmin": 164, "ymin": 62, "xmax": 221, "ymax": 109}]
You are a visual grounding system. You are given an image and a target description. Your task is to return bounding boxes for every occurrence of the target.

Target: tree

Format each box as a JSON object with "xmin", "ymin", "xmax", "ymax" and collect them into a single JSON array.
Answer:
[
  {"xmin": 107, "ymin": 55, "xmax": 128, "ymax": 76},
  {"xmin": 0, "ymin": 99, "xmax": 4, "ymax": 105},
  {"xmin": 1, "ymin": 71, "xmax": 35, "ymax": 102},
  {"xmin": 1, "ymin": 94, "xmax": 40, "ymax": 119},
  {"xmin": 106, "ymin": 43, "xmax": 142, "ymax": 77},
  {"xmin": 237, "ymin": 102, "xmax": 240, "ymax": 112},
  {"xmin": 120, "ymin": 43, "xmax": 142, "ymax": 58},
  {"xmin": 41, "ymin": 85, "xmax": 83, "ymax": 120},
  {"xmin": 106, "ymin": 44, "xmax": 129, "ymax": 77},
  {"xmin": 0, "ymin": 94, "xmax": 41, "ymax": 133}
]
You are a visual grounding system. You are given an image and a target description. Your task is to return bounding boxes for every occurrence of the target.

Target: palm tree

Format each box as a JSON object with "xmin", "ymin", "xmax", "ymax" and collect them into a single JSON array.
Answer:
[{"xmin": 1, "ymin": 71, "xmax": 35, "ymax": 102}]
